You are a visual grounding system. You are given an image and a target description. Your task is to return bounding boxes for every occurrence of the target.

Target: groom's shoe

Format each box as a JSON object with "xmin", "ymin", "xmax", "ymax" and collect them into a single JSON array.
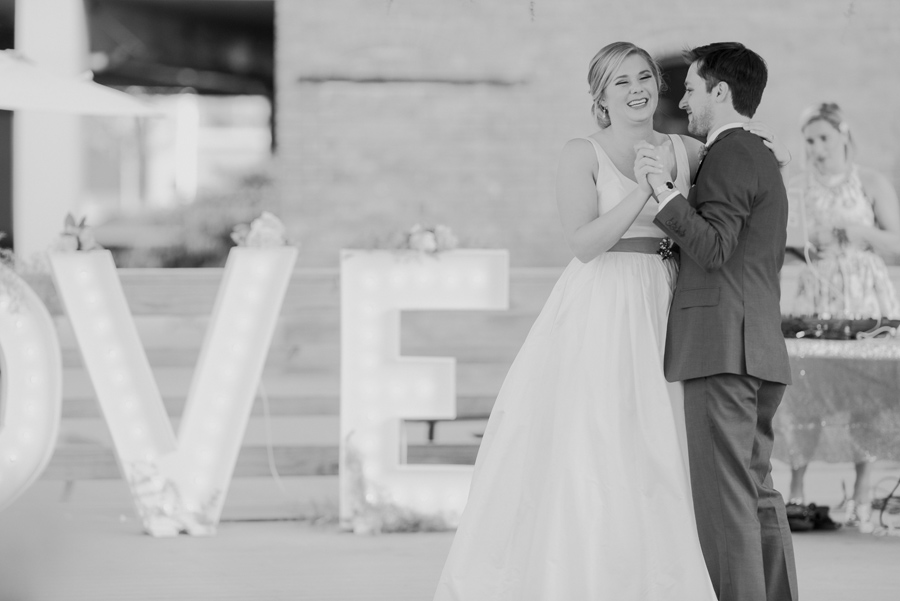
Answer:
[{"xmin": 809, "ymin": 503, "xmax": 840, "ymax": 531}]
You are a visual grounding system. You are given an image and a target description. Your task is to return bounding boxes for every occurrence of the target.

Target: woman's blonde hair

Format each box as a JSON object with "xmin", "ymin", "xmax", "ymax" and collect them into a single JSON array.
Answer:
[
  {"xmin": 800, "ymin": 102, "xmax": 855, "ymax": 162},
  {"xmin": 587, "ymin": 42, "xmax": 664, "ymax": 128}
]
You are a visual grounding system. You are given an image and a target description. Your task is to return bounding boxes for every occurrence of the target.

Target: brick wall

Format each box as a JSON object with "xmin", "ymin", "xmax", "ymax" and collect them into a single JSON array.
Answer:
[{"xmin": 275, "ymin": 0, "xmax": 900, "ymax": 267}]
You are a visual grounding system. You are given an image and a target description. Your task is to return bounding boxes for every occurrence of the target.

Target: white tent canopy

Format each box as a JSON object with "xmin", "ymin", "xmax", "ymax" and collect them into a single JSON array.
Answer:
[{"xmin": 0, "ymin": 50, "xmax": 158, "ymax": 116}]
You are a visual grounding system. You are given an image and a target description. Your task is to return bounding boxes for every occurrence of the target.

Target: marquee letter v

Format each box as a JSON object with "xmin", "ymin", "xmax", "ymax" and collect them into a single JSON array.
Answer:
[{"xmin": 50, "ymin": 248, "xmax": 297, "ymax": 536}]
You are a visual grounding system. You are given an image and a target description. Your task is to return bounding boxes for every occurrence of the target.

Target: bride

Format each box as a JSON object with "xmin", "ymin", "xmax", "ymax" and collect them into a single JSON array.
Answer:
[{"xmin": 432, "ymin": 42, "xmax": 786, "ymax": 599}]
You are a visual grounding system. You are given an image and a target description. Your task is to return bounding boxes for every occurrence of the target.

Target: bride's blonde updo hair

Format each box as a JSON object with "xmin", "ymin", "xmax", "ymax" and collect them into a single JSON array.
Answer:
[{"xmin": 588, "ymin": 42, "xmax": 664, "ymax": 129}]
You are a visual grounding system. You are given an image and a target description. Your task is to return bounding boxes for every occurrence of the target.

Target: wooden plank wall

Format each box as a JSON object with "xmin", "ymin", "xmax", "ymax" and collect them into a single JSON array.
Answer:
[
  {"xmin": 32, "ymin": 267, "xmax": 556, "ymax": 480},
  {"xmin": 20, "ymin": 262, "xmax": 900, "ymax": 481}
]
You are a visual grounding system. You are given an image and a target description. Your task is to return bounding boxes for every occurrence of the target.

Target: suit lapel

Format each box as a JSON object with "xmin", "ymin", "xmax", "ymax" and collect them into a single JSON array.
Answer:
[
  {"xmin": 691, "ymin": 127, "xmax": 742, "ymax": 186},
  {"xmin": 692, "ymin": 157, "xmax": 707, "ymax": 186}
]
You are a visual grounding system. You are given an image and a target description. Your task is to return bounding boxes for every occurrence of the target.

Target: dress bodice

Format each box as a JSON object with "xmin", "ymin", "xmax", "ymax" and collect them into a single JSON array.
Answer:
[
  {"xmin": 583, "ymin": 134, "xmax": 691, "ymax": 238},
  {"xmin": 791, "ymin": 163, "xmax": 900, "ymax": 319},
  {"xmin": 800, "ymin": 165, "xmax": 875, "ymax": 252}
]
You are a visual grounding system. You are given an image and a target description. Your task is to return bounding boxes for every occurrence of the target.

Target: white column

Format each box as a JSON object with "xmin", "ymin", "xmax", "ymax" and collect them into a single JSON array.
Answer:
[{"xmin": 13, "ymin": 0, "xmax": 90, "ymax": 258}]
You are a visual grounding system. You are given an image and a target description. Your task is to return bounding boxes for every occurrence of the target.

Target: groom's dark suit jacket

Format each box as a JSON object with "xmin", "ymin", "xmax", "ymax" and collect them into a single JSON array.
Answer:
[{"xmin": 654, "ymin": 128, "xmax": 791, "ymax": 385}]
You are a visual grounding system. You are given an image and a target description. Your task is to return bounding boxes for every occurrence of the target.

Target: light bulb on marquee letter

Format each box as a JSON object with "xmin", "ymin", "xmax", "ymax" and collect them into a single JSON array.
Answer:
[
  {"xmin": 340, "ymin": 249, "xmax": 509, "ymax": 532},
  {"xmin": 50, "ymin": 248, "xmax": 297, "ymax": 536},
  {"xmin": 0, "ymin": 264, "xmax": 63, "ymax": 511}
]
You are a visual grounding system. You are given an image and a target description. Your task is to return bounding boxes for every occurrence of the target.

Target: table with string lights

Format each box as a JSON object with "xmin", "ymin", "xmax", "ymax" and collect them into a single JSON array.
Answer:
[{"xmin": 773, "ymin": 337, "xmax": 900, "ymax": 467}]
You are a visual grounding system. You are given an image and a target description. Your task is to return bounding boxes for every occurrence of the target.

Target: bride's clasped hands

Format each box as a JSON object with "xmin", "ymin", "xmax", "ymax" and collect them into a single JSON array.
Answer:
[{"xmin": 633, "ymin": 138, "xmax": 674, "ymax": 193}]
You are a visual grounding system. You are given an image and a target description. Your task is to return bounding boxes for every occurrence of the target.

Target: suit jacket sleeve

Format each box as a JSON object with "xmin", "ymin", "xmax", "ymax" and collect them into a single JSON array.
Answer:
[{"xmin": 654, "ymin": 142, "xmax": 756, "ymax": 271}]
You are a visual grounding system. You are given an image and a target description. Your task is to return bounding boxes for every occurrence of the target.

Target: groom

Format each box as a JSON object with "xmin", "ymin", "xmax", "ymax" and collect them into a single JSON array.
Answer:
[{"xmin": 646, "ymin": 43, "xmax": 798, "ymax": 601}]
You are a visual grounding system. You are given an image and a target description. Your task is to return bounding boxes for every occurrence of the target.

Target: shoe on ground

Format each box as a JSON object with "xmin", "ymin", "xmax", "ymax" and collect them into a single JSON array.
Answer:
[{"xmin": 786, "ymin": 502, "xmax": 814, "ymax": 532}]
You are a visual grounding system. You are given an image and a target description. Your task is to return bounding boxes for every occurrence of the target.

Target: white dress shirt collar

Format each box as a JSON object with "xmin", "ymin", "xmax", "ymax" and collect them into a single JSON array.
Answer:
[{"xmin": 705, "ymin": 122, "xmax": 746, "ymax": 147}]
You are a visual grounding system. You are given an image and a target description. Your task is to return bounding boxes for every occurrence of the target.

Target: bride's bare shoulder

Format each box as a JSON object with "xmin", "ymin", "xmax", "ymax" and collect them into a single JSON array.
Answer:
[
  {"xmin": 561, "ymin": 135, "xmax": 597, "ymax": 149},
  {"xmin": 559, "ymin": 136, "xmax": 599, "ymax": 167},
  {"xmin": 676, "ymin": 134, "xmax": 704, "ymax": 153}
]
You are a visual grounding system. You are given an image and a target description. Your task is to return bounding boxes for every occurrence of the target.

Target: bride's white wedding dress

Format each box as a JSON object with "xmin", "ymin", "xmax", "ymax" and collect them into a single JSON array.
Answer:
[{"xmin": 433, "ymin": 135, "xmax": 717, "ymax": 600}]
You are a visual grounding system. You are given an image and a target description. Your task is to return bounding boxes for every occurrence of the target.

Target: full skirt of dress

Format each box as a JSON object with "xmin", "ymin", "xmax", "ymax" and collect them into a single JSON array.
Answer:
[{"xmin": 433, "ymin": 252, "xmax": 716, "ymax": 600}]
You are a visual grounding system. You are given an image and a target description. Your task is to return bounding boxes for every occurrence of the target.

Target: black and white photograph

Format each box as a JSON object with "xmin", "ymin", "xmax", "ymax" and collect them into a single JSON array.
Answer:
[{"xmin": 1, "ymin": 1, "xmax": 899, "ymax": 599}]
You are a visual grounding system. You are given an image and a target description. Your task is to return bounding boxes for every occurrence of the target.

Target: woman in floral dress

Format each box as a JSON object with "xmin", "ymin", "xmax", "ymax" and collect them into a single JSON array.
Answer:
[{"xmin": 790, "ymin": 102, "xmax": 900, "ymax": 528}]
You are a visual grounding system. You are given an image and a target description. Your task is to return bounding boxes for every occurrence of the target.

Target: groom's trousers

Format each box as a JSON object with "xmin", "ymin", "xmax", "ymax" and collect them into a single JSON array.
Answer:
[{"xmin": 683, "ymin": 374, "xmax": 799, "ymax": 601}]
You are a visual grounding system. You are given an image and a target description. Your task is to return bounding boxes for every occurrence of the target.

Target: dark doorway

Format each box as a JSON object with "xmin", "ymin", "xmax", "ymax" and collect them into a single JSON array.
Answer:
[
  {"xmin": 654, "ymin": 57, "xmax": 701, "ymax": 142},
  {"xmin": 0, "ymin": 111, "xmax": 11, "ymax": 250},
  {"xmin": 90, "ymin": 0, "xmax": 275, "ymax": 147},
  {"xmin": 0, "ymin": 0, "xmax": 11, "ymax": 248}
]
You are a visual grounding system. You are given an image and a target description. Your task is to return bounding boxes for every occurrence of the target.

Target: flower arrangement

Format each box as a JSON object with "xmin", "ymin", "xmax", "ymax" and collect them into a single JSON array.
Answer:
[
  {"xmin": 370, "ymin": 223, "xmax": 459, "ymax": 254},
  {"xmin": 344, "ymin": 434, "xmax": 457, "ymax": 534},
  {"xmin": 0, "ymin": 232, "xmax": 59, "ymax": 314},
  {"xmin": 52, "ymin": 213, "xmax": 103, "ymax": 252},
  {"xmin": 230, "ymin": 211, "xmax": 290, "ymax": 248},
  {"xmin": 359, "ymin": 223, "xmax": 465, "ymax": 255},
  {"xmin": 0, "ymin": 233, "xmax": 21, "ymax": 311},
  {"xmin": 127, "ymin": 460, "xmax": 220, "ymax": 536},
  {"xmin": 404, "ymin": 224, "xmax": 458, "ymax": 253}
]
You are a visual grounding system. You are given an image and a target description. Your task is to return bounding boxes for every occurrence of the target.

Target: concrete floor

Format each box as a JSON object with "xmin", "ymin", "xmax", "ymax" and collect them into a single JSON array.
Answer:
[{"xmin": 2, "ymin": 462, "xmax": 899, "ymax": 600}]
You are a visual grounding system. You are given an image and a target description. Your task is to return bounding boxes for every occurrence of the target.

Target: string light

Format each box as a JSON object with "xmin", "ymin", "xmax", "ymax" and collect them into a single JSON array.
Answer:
[
  {"xmin": 49, "ymin": 247, "xmax": 297, "ymax": 536},
  {"xmin": 0, "ymin": 263, "xmax": 63, "ymax": 511}
]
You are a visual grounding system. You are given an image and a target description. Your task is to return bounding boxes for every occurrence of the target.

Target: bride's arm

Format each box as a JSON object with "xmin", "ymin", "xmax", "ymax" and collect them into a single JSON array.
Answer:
[
  {"xmin": 743, "ymin": 122, "xmax": 792, "ymax": 168},
  {"xmin": 556, "ymin": 138, "xmax": 657, "ymax": 263}
]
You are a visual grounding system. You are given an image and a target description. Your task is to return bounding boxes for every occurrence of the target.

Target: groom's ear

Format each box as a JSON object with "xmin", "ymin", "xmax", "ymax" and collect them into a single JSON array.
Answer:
[{"xmin": 713, "ymin": 81, "xmax": 731, "ymax": 104}]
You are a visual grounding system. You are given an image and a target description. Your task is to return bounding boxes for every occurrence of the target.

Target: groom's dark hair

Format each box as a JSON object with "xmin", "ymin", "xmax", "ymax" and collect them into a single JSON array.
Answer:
[{"xmin": 686, "ymin": 42, "xmax": 767, "ymax": 118}]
